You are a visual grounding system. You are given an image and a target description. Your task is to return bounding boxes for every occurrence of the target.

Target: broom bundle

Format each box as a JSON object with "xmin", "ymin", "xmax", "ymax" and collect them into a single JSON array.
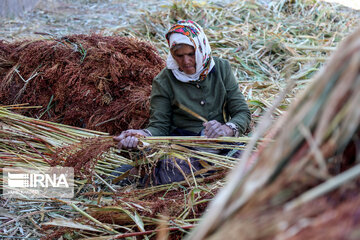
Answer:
[
  {"xmin": 0, "ymin": 34, "xmax": 165, "ymax": 135},
  {"xmin": 0, "ymin": 105, "xmax": 128, "ymax": 179},
  {"xmin": 189, "ymin": 27, "xmax": 360, "ymax": 240}
]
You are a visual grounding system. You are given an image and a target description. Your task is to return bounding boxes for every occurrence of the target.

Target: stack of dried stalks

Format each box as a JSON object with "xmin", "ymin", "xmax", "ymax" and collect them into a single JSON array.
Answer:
[
  {"xmin": 0, "ymin": 34, "xmax": 165, "ymax": 135},
  {"xmin": 0, "ymin": 105, "xmax": 252, "ymax": 239},
  {"xmin": 188, "ymin": 27, "xmax": 360, "ymax": 240}
]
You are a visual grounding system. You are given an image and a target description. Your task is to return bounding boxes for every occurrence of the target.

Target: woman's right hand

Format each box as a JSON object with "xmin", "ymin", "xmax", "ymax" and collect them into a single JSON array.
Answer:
[
  {"xmin": 203, "ymin": 120, "xmax": 233, "ymax": 138},
  {"xmin": 113, "ymin": 129, "xmax": 148, "ymax": 149}
]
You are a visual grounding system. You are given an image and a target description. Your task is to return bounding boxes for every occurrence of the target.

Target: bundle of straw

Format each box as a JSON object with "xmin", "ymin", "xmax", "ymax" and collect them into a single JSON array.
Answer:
[
  {"xmin": 0, "ymin": 105, "xmax": 251, "ymax": 179},
  {"xmin": 188, "ymin": 27, "xmax": 360, "ymax": 240},
  {"xmin": 0, "ymin": 105, "xmax": 131, "ymax": 179}
]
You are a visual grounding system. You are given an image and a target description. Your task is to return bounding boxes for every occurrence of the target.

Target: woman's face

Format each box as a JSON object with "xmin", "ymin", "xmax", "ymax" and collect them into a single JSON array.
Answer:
[{"xmin": 171, "ymin": 45, "xmax": 196, "ymax": 74}]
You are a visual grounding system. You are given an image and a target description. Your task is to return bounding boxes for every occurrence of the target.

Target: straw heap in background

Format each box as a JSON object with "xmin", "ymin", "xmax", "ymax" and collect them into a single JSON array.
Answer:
[
  {"xmin": 188, "ymin": 26, "xmax": 360, "ymax": 240},
  {"xmin": 0, "ymin": 34, "xmax": 165, "ymax": 135}
]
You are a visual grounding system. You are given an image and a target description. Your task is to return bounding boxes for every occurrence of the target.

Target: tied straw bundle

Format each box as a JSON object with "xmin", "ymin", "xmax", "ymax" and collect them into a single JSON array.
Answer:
[
  {"xmin": 0, "ymin": 104, "xmax": 130, "ymax": 178},
  {"xmin": 188, "ymin": 27, "xmax": 360, "ymax": 240}
]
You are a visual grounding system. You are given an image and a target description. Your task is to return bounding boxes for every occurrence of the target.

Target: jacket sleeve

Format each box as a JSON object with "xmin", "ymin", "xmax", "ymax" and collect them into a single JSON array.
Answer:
[
  {"xmin": 145, "ymin": 73, "xmax": 172, "ymax": 136},
  {"xmin": 222, "ymin": 60, "xmax": 251, "ymax": 134}
]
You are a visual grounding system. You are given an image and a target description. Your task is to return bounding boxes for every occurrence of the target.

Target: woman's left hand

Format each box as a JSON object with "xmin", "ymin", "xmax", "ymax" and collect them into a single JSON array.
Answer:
[{"xmin": 203, "ymin": 120, "xmax": 233, "ymax": 138}]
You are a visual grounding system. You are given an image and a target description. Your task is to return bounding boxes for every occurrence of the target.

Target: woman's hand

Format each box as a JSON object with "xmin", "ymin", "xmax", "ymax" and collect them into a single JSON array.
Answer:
[
  {"xmin": 113, "ymin": 129, "xmax": 148, "ymax": 149},
  {"xmin": 203, "ymin": 120, "xmax": 233, "ymax": 138}
]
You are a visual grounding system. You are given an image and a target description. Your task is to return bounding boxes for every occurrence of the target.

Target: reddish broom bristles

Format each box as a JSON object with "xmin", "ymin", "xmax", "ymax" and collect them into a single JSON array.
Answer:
[{"xmin": 0, "ymin": 34, "xmax": 165, "ymax": 135}]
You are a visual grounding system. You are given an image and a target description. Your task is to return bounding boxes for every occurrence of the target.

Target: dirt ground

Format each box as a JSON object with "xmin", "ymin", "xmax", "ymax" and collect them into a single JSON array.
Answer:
[
  {"xmin": 0, "ymin": 0, "xmax": 170, "ymax": 41},
  {"xmin": 1, "ymin": 0, "xmax": 359, "ymax": 43}
]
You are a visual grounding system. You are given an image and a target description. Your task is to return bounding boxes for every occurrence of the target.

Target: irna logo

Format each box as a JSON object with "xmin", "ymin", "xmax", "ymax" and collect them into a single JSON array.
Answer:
[
  {"xmin": 3, "ymin": 167, "xmax": 74, "ymax": 199},
  {"xmin": 7, "ymin": 172, "xmax": 69, "ymax": 188}
]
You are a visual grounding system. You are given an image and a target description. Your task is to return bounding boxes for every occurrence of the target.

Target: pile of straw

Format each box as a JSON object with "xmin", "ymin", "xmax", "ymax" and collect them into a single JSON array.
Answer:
[
  {"xmin": 189, "ymin": 26, "xmax": 360, "ymax": 240},
  {"xmin": 0, "ymin": 105, "xmax": 252, "ymax": 239},
  {"xmin": 124, "ymin": 0, "xmax": 358, "ymax": 81},
  {"xmin": 0, "ymin": 34, "xmax": 165, "ymax": 135}
]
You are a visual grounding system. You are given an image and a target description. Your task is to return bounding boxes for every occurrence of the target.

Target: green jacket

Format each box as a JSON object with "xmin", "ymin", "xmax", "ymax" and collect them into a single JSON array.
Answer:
[{"xmin": 146, "ymin": 57, "xmax": 251, "ymax": 136}]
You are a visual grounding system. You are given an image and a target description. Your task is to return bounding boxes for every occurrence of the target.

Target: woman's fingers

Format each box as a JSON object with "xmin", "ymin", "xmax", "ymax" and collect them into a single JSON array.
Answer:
[
  {"xmin": 203, "ymin": 120, "xmax": 222, "ymax": 138},
  {"xmin": 113, "ymin": 130, "xmax": 131, "ymax": 142},
  {"xmin": 114, "ymin": 129, "xmax": 146, "ymax": 149},
  {"xmin": 119, "ymin": 136, "xmax": 139, "ymax": 149},
  {"xmin": 203, "ymin": 120, "xmax": 233, "ymax": 138}
]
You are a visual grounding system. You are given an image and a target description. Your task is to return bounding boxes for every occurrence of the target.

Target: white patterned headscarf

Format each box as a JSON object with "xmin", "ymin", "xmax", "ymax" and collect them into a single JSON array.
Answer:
[{"xmin": 165, "ymin": 20, "xmax": 215, "ymax": 83}]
